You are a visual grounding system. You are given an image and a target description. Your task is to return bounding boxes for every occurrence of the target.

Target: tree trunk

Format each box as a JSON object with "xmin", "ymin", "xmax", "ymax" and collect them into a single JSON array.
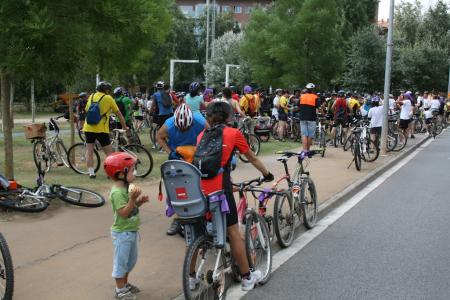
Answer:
[
  {"xmin": 31, "ymin": 78, "xmax": 35, "ymax": 123},
  {"xmin": 1, "ymin": 72, "xmax": 14, "ymax": 178},
  {"xmin": 9, "ymin": 80, "xmax": 14, "ymax": 128}
]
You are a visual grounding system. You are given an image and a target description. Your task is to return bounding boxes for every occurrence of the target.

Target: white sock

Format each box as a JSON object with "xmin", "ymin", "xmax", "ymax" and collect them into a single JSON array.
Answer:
[
  {"xmin": 88, "ymin": 168, "xmax": 95, "ymax": 176},
  {"xmin": 116, "ymin": 287, "xmax": 128, "ymax": 293}
]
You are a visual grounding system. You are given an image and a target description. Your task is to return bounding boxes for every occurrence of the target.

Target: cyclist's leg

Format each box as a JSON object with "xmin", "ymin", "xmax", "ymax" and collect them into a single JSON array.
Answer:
[{"xmin": 97, "ymin": 133, "xmax": 113, "ymax": 156}]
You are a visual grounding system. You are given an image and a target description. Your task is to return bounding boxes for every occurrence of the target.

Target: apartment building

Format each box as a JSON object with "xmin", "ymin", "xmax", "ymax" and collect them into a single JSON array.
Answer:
[{"xmin": 176, "ymin": 0, "xmax": 272, "ymax": 27}]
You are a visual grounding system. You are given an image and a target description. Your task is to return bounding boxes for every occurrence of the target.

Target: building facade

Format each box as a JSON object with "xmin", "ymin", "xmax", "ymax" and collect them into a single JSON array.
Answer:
[{"xmin": 176, "ymin": 0, "xmax": 272, "ymax": 27}]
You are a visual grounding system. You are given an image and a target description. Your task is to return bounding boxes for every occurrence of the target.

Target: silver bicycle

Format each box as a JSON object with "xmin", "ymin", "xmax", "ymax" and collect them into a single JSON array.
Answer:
[{"xmin": 32, "ymin": 116, "xmax": 69, "ymax": 172}]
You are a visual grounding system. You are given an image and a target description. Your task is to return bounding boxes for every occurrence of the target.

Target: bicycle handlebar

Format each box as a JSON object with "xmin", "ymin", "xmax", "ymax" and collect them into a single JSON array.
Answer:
[
  {"xmin": 275, "ymin": 149, "xmax": 323, "ymax": 159},
  {"xmin": 232, "ymin": 177, "xmax": 263, "ymax": 189}
]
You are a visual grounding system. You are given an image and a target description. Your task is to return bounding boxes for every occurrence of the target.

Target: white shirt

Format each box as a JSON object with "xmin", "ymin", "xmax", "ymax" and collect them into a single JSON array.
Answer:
[
  {"xmin": 272, "ymin": 96, "xmax": 280, "ymax": 117},
  {"xmin": 423, "ymin": 98, "xmax": 431, "ymax": 109},
  {"xmin": 430, "ymin": 99, "xmax": 441, "ymax": 111},
  {"xmin": 400, "ymin": 99, "xmax": 412, "ymax": 120},
  {"xmin": 389, "ymin": 98, "xmax": 395, "ymax": 111},
  {"xmin": 368, "ymin": 106, "xmax": 384, "ymax": 128}
]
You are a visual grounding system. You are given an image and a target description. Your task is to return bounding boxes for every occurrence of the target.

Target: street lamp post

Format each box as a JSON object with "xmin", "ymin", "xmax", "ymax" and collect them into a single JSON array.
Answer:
[
  {"xmin": 380, "ymin": 0, "xmax": 395, "ymax": 155},
  {"xmin": 169, "ymin": 59, "xmax": 199, "ymax": 91},
  {"xmin": 225, "ymin": 64, "xmax": 240, "ymax": 87}
]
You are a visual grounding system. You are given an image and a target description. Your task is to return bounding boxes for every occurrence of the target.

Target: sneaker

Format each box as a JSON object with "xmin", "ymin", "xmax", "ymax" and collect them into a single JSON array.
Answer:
[
  {"xmin": 166, "ymin": 220, "xmax": 181, "ymax": 236},
  {"xmin": 189, "ymin": 276, "xmax": 200, "ymax": 291},
  {"xmin": 126, "ymin": 283, "xmax": 141, "ymax": 294},
  {"xmin": 89, "ymin": 174, "xmax": 96, "ymax": 179},
  {"xmin": 115, "ymin": 290, "xmax": 136, "ymax": 300},
  {"xmin": 241, "ymin": 270, "xmax": 262, "ymax": 291}
]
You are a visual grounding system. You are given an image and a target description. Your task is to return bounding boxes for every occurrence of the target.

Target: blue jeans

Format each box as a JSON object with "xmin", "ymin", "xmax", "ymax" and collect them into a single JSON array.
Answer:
[
  {"xmin": 111, "ymin": 231, "xmax": 138, "ymax": 278},
  {"xmin": 300, "ymin": 121, "xmax": 316, "ymax": 138}
]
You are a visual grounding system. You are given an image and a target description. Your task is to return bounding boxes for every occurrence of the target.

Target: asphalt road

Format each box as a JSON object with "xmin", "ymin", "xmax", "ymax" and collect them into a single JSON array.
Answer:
[{"xmin": 244, "ymin": 131, "xmax": 450, "ymax": 300}]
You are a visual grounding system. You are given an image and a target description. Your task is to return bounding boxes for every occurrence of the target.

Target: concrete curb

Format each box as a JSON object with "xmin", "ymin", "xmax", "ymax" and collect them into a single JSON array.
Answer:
[{"xmin": 317, "ymin": 136, "xmax": 431, "ymax": 218}]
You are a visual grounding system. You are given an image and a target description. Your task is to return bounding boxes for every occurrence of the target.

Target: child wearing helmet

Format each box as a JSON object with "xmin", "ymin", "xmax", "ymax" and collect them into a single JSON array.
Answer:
[{"xmin": 104, "ymin": 152, "xmax": 149, "ymax": 300}]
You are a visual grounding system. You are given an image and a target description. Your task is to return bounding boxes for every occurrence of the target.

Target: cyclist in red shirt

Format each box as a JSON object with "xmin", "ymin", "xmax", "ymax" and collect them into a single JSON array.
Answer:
[{"xmin": 197, "ymin": 101, "xmax": 274, "ymax": 290}]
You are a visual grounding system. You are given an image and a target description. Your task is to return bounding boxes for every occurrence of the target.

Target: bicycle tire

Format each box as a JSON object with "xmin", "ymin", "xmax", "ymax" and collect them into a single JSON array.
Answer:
[
  {"xmin": 67, "ymin": 143, "xmax": 101, "ymax": 175},
  {"xmin": 414, "ymin": 119, "xmax": 423, "ymax": 133},
  {"xmin": 354, "ymin": 144, "xmax": 362, "ymax": 171},
  {"xmin": 273, "ymin": 191, "xmax": 295, "ymax": 248},
  {"xmin": 301, "ymin": 177, "xmax": 318, "ymax": 229},
  {"xmin": 333, "ymin": 126, "xmax": 340, "ymax": 147},
  {"xmin": 56, "ymin": 186, "xmax": 105, "ymax": 207},
  {"xmin": 0, "ymin": 191, "xmax": 48, "ymax": 213},
  {"xmin": 245, "ymin": 213, "xmax": 272, "ymax": 285},
  {"xmin": 0, "ymin": 232, "xmax": 14, "ymax": 300},
  {"xmin": 182, "ymin": 235, "xmax": 229, "ymax": 300},
  {"xmin": 55, "ymin": 140, "xmax": 70, "ymax": 168},
  {"xmin": 123, "ymin": 144, "xmax": 153, "ymax": 178},
  {"xmin": 343, "ymin": 135, "xmax": 353, "ymax": 152},
  {"xmin": 78, "ymin": 129, "xmax": 85, "ymax": 142},
  {"xmin": 361, "ymin": 138, "xmax": 379, "ymax": 162},
  {"xmin": 386, "ymin": 133, "xmax": 397, "ymax": 152},
  {"xmin": 239, "ymin": 134, "xmax": 260, "ymax": 163},
  {"xmin": 288, "ymin": 122, "xmax": 299, "ymax": 141},
  {"xmin": 33, "ymin": 140, "xmax": 50, "ymax": 172},
  {"xmin": 393, "ymin": 132, "xmax": 407, "ymax": 152}
]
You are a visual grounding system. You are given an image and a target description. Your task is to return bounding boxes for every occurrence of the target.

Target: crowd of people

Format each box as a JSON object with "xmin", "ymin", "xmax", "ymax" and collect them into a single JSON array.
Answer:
[{"xmin": 72, "ymin": 80, "xmax": 448, "ymax": 300}]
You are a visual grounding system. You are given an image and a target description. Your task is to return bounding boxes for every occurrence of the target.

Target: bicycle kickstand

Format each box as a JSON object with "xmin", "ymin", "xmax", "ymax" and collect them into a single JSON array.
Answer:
[{"xmin": 347, "ymin": 158, "xmax": 354, "ymax": 169}]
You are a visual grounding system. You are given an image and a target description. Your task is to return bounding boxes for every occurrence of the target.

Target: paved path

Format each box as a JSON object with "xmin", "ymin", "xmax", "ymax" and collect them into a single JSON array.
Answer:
[
  {"xmin": 243, "ymin": 132, "xmax": 447, "ymax": 300},
  {"xmin": 0, "ymin": 135, "xmax": 427, "ymax": 299}
]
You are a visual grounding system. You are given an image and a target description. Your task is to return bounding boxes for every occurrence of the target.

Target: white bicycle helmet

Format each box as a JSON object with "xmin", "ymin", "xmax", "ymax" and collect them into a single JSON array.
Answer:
[
  {"xmin": 174, "ymin": 103, "xmax": 193, "ymax": 131},
  {"xmin": 306, "ymin": 83, "xmax": 315, "ymax": 89}
]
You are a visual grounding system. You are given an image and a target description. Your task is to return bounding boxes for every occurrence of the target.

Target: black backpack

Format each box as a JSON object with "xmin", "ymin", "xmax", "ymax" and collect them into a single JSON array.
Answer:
[
  {"xmin": 193, "ymin": 125, "xmax": 225, "ymax": 179},
  {"xmin": 160, "ymin": 91, "xmax": 173, "ymax": 108}
]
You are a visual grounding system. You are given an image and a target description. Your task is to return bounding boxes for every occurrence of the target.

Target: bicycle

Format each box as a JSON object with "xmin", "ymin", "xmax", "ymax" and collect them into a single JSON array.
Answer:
[
  {"xmin": 272, "ymin": 149, "xmax": 322, "ymax": 248},
  {"xmin": 161, "ymin": 160, "xmax": 244, "ymax": 300},
  {"xmin": 314, "ymin": 114, "xmax": 327, "ymax": 157},
  {"xmin": 429, "ymin": 110, "xmax": 444, "ymax": 138},
  {"xmin": 233, "ymin": 178, "xmax": 274, "ymax": 283},
  {"xmin": 0, "ymin": 164, "xmax": 105, "ymax": 212},
  {"xmin": 67, "ymin": 129, "xmax": 153, "ymax": 177},
  {"xmin": 272, "ymin": 115, "xmax": 300, "ymax": 142},
  {"xmin": 238, "ymin": 116, "xmax": 261, "ymax": 163},
  {"xmin": 0, "ymin": 232, "xmax": 14, "ymax": 300},
  {"xmin": 31, "ymin": 116, "xmax": 69, "ymax": 172}
]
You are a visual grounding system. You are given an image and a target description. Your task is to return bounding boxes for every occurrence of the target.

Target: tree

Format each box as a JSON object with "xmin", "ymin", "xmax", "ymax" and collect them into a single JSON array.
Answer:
[
  {"xmin": 340, "ymin": 0, "xmax": 380, "ymax": 39},
  {"xmin": 343, "ymin": 26, "xmax": 386, "ymax": 91},
  {"xmin": 205, "ymin": 31, "xmax": 251, "ymax": 87}
]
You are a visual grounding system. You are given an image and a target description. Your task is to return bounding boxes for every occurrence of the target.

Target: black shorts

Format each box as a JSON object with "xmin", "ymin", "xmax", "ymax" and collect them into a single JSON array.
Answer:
[
  {"xmin": 370, "ymin": 127, "xmax": 382, "ymax": 135},
  {"xmin": 134, "ymin": 116, "xmax": 144, "ymax": 121},
  {"xmin": 425, "ymin": 118, "xmax": 432, "ymax": 125},
  {"xmin": 278, "ymin": 111, "xmax": 288, "ymax": 121},
  {"xmin": 223, "ymin": 172, "xmax": 238, "ymax": 227},
  {"xmin": 84, "ymin": 132, "xmax": 111, "ymax": 147},
  {"xmin": 399, "ymin": 119, "xmax": 411, "ymax": 129},
  {"xmin": 155, "ymin": 114, "xmax": 173, "ymax": 128},
  {"xmin": 333, "ymin": 118, "xmax": 348, "ymax": 128}
]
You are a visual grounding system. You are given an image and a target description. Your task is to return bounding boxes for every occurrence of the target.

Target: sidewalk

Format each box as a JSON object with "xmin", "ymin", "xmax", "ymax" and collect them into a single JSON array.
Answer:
[{"xmin": 1, "ymin": 135, "xmax": 428, "ymax": 300}]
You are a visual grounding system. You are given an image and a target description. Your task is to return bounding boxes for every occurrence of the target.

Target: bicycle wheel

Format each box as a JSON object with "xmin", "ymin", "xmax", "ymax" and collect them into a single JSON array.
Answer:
[
  {"xmin": 123, "ymin": 144, "xmax": 153, "ymax": 178},
  {"xmin": 67, "ymin": 143, "xmax": 101, "ymax": 175},
  {"xmin": 361, "ymin": 138, "xmax": 379, "ymax": 162},
  {"xmin": 33, "ymin": 140, "xmax": 50, "ymax": 172},
  {"xmin": 393, "ymin": 132, "xmax": 407, "ymax": 152},
  {"xmin": 182, "ymin": 235, "xmax": 229, "ymax": 300},
  {"xmin": 301, "ymin": 177, "xmax": 318, "ymax": 229},
  {"xmin": 239, "ymin": 134, "xmax": 260, "ymax": 163},
  {"xmin": 77, "ymin": 128, "xmax": 85, "ymax": 142},
  {"xmin": 56, "ymin": 186, "xmax": 105, "ymax": 207},
  {"xmin": 288, "ymin": 122, "xmax": 299, "ymax": 141},
  {"xmin": 273, "ymin": 191, "xmax": 295, "ymax": 248},
  {"xmin": 354, "ymin": 144, "xmax": 362, "ymax": 171},
  {"xmin": 0, "ymin": 192, "xmax": 48, "ymax": 212},
  {"xmin": 245, "ymin": 213, "xmax": 272, "ymax": 285},
  {"xmin": 0, "ymin": 232, "xmax": 14, "ymax": 300},
  {"xmin": 333, "ymin": 126, "xmax": 340, "ymax": 147},
  {"xmin": 343, "ymin": 135, "xmax": 353, "ymax": 152},
  {"xmin": 55, "ymin": 140, "xmax": 70, "ymax": 168},
  {"xmin": 386, "ymin": 133, "xmax": 397, "ymax": 152},
  {"xmin": 414, "ymin": 119, "xmax": 423, "ymax": 133}
]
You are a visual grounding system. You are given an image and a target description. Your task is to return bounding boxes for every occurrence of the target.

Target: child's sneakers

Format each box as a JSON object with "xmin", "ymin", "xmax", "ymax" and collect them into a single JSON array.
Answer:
[
  {"xmin": 115, "ymin": 289, "xmax": 136, "ymax": 300},
  {"xmin": 125, "ymin": 283, "xmax": 141, "ymax": 294},
  {"xmin": 241, "ymin": 270, "xmax": 262, "ymax": 291}
]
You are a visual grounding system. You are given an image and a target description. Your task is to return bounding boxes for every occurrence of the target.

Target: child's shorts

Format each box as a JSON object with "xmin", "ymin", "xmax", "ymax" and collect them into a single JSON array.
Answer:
[{"xmin": 111, "ymin": 231, "xmax": 138, "ymax": 278}]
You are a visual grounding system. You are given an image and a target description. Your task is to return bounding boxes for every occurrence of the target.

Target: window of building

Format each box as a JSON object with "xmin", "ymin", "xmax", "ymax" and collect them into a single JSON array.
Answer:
[
  {"xmin": 234, "ymin": 6, "xmax": 242, "ymax": 14},
  {"xmin": 222, "ymin": 5, "xmax": 230, "ymax": 13},
  {"xmin": 244, "ymin": 6, "xmax": 252, "ymax": 14},
  {"xmin": 195, "ymin": 4, "xmax": 206, "ymax": 17}
]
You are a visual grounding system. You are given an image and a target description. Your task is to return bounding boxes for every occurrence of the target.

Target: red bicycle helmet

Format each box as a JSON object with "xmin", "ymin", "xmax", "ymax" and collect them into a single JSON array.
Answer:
[
  {"xmin": 174, "ymin": 103, "xmax": 193, "ymax": 131},
  {"xmin": 103, "ymin": 152, "xmax": 137, "ymax": 178}
]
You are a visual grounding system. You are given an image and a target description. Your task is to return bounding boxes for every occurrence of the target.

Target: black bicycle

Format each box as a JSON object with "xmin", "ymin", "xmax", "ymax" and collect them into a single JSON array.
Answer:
[{"xmin": 0, "ymin": 232, "xmax": 14, "ymax": 300}]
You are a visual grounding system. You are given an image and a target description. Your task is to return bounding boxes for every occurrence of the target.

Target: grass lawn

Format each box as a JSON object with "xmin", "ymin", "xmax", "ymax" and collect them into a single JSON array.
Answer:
[{"xmin": 0, "ymin": 129, "xmax": 300, "ymax": 194}]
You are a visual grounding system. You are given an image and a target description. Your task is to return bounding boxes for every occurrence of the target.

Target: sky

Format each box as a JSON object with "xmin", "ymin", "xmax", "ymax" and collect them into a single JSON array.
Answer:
[{"xmin": 378, "ymin": 0, "xmax": 442, "ymax": 20}]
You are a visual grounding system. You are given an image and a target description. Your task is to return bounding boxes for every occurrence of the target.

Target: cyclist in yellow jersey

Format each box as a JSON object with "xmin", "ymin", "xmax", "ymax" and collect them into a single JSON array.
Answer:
[
  {"xmin": 277, "ymin": 90, "xmax": 289, "ymax": 141},
  {"xmin": 83, "ymin": 81, "xmax": 128, "ymax": 178}
]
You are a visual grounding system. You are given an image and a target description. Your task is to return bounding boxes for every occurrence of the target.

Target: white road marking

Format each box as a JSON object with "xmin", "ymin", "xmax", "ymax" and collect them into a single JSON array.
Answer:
[{"xmin": 227, "ymin": 138, "xmax": 433, "ymax": 300}]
